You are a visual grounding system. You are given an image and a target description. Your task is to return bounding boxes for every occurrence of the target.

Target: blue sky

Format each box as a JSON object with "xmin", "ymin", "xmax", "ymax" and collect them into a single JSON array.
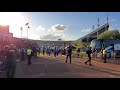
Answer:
[{"xmin": 1, "ymin": 12, "xmax": 120, "ymax": 41}]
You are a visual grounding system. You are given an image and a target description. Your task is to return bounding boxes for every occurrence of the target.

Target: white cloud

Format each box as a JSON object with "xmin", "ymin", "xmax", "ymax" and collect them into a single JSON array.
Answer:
[
  {"xmin": 49, "ymin": 24, "xmax": 67, "ymax": 32},
  {"xmin": 40, "ymin": 34, "xmax": 63, "ymax": 40},
  {"xmin": 14, "ymin": 25, "xmax": 74, "ymax": 41},
  {"xmin": 34, "ymin": 25, "xmax": 48, "ymax": 36},
  {"xmin": 81, "ymin": 28, "xmax": 91, "ymax": 32},
  {"xmin": 36, "ymin": 26, "xmax": 45, "ymax": 31}
]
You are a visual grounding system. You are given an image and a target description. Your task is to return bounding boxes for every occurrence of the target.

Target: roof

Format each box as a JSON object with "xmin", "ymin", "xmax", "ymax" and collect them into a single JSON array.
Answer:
[{"xmin": 74, "ymin": 23, "xmax": 109, "ymax": 43}]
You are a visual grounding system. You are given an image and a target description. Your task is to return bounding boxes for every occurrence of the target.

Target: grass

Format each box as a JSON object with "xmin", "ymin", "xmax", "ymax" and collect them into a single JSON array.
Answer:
[
  {"xmin": 37, "ymin": 52, "xmax": 43, "ymax": 57},
  {"xmin": 72, "ymin": 51, "xmax": 87, "ymax": 58},
  {"xmin": 37, "ymin": 51, "xmax": 87, "ymax": 58}
]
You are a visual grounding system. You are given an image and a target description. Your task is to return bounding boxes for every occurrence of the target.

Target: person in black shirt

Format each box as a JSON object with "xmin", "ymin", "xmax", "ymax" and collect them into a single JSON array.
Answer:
[
  {"xmin": 4, "ymin": 44, "xmax": 18, "ymax": 78},
  {"xmin": 85, "ymin": 47, "xmax": 92, "ymax": 66},
  {"xmin": 66, "ymin": 46, "xmax": 72, "ymax": 63}
]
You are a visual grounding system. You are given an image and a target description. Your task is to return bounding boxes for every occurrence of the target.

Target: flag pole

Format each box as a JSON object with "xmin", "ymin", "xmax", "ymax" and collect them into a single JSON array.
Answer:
[
  {"xmin": 27, "ymin": 27, "xmax": 28, "ymax": 39},
  {"xmin": 25, "ymin": 22, "xmax": 29, "ymax": 39},
  {"xmin": 20, "ymin": 27, "xmax": 23, "ymax": 38}
]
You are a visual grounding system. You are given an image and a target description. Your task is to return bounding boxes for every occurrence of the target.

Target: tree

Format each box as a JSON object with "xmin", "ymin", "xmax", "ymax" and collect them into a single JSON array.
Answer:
[
  {"xmin": 73, "ymin": 42, "xmax": 90, "ymax": 48},
  {"xmin": 98, "ymin": 30, "xmax": 120, "ymax": 39}
]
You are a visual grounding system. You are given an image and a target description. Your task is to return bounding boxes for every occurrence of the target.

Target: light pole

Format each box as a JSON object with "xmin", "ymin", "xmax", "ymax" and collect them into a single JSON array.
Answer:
[
  {"xmin": 97, "ymin": 18, "xmax": 100, "ymax": 39},
  {"xmin": 27, "ymin": 27, "xmax": 29, "ymax": 39}
]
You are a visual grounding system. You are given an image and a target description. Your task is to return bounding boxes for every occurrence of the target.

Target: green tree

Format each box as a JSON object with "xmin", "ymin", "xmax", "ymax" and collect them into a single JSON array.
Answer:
[
  {"xmin": 98, "ymin": 30, "xmax": 120, "ymax": 39},
  {"xmin": 73, "ymin": 42, "xmax": 90, "ymax": 48}
]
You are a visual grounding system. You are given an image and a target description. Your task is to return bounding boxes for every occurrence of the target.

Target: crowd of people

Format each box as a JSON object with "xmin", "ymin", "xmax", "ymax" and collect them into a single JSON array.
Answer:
[
  {"xmin": 0, "ymin": 41, "xmax": 114, "ymax": 78},
  {"xmin": 0, "ymin": 43, "xmax": 68, "ymax": 78},
  {"xmin": 76, "ymin": 46, "xmax": 114, "ymax": 65}
]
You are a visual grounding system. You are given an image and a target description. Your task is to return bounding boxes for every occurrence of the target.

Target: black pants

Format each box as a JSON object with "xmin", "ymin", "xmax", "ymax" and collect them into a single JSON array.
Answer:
[
  {"xmin": 104, "ymin": 54, "xmax": 107, "ymax": 63},
  {"xmin": 85, "ymin": 56, "xmax": 91, "ymax": 65},
  {"xmin": 54, "ymin": 52, "xmax": 56, "ymax": 57},
  {"xmin": 77, "ymin": 52, "xmax": 80, "ymax": 56},
  {"xmin": 48, "ymin": 52, "xmax": 50, "ymax": 56},
  {"xmin": 6, "ymin": 61, "xmax": 16, "ymax": 78},
  {"xmin": 43, "ymin": 51, "xmax": 45, "ymax": 56},
  {"xmin": 66, "ymin": 54, "xmax": 71, "ymax": 63},
  {"xmin": 57, "ymin": 52, "xmax": 59, "ymax": 56},
  {"xmin": 27, "ymin": 55, "xmax": 32, "ymax": 65},
  {"xmin": 21, "ymin": 53, "xmax": 24, "ymax": 61}
]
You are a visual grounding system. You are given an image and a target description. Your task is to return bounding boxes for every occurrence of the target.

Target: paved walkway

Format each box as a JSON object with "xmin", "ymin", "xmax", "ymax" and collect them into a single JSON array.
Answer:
[
  {"xmin": 33, "ymin": 55, "xmax": 120, "ymax": 78},
  {"xmin": 1, "ymin": 54, "xmax": 120, "ymax": 78}
]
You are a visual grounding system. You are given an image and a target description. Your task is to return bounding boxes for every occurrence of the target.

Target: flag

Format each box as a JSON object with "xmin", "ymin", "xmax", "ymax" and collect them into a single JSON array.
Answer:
[
  {"xmin": 25, "ymin": 22, "xmax": 30, "ymax": 28},
  {"xmin": 25, "ymin": 22, "xmax": 29, "ymax": 26}
]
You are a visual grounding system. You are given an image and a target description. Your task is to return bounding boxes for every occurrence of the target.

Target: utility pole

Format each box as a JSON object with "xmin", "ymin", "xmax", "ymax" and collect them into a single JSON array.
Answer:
[
  {"xmin": 97, "ymin": 18, "xmax": 100, "ymax": 39},
  {"xmin": 107, "ymin": 12, "xmax": 108, "ymax": 24}
]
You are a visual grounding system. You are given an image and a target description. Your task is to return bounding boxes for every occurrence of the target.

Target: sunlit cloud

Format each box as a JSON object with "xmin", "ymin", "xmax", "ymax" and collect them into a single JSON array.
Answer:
[
  {"xmin": 40, "ymin": 34, "xmax": 63, "ymax": 40},
  {"xmin": 49, "ymin": 24, "xmax": 67, "ymax": 32}
]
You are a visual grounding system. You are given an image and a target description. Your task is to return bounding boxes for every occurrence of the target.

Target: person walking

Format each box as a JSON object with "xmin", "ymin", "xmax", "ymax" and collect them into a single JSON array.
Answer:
[
  {"xmin": 103, "ymin": 48, "xmax": 107, "ymax": 63},
  {"xmin": 42, "ymin": 47, "xmax": 45, "ymax": 56},
  {"xmin": 20, "ymin": 48, "xmax": 25, "ymax": 61},
  {"xmin": 66, "ymin": 46, "xmax": 72, "ymax": 63},
  {"xmin": 85, "ymin": 47, "xmax": 92, "ymax": 66},
  {"xmin": 76, "ymin": 48, "xmax": 80, "ymax": 57},
  {"xmin": 54, "ymin": 46, "xmax": 57, "ymax": 57},
  {"xmin": 27, "ymin": 47, "xmax": 33, "ymax": 65},
  {"xmin": 48, "ymin": 47, "xmax": 51, "ymax": 56},
  {"xmin": 4, "ymin": 44, "xmax": 18, "ymax": 78},
  {"xmin": 56, "ymin": 47, "xmax": 59, "ymax": 56}
]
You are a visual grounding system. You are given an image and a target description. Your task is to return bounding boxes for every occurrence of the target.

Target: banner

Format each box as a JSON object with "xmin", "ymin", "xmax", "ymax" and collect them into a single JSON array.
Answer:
[{"xmin": 114, "ymin": 44, "xmax": 120, "ymax": 50}]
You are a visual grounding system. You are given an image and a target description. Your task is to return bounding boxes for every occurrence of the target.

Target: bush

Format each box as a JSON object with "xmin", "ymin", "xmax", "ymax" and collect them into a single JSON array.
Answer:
[
  {"xmin": 72, "ymin": 51, "xmax": 87, "ymax": 58},
  {"xmin": 80, "ymin": 52, "xmax": 87, "ymax": 57}
]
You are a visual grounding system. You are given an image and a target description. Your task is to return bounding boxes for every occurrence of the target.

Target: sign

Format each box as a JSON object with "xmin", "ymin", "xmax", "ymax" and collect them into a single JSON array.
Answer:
[
  {"xmin": 105, "ymin": 46, "xmax": 113, "ymax": 52},
  {"xmin": 105, "ymin": 46, "xmax": 113, "ymax": 50},
  {"xmin": 114, "ymin": 44, "xmax": 120, "ymax": 50}
]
